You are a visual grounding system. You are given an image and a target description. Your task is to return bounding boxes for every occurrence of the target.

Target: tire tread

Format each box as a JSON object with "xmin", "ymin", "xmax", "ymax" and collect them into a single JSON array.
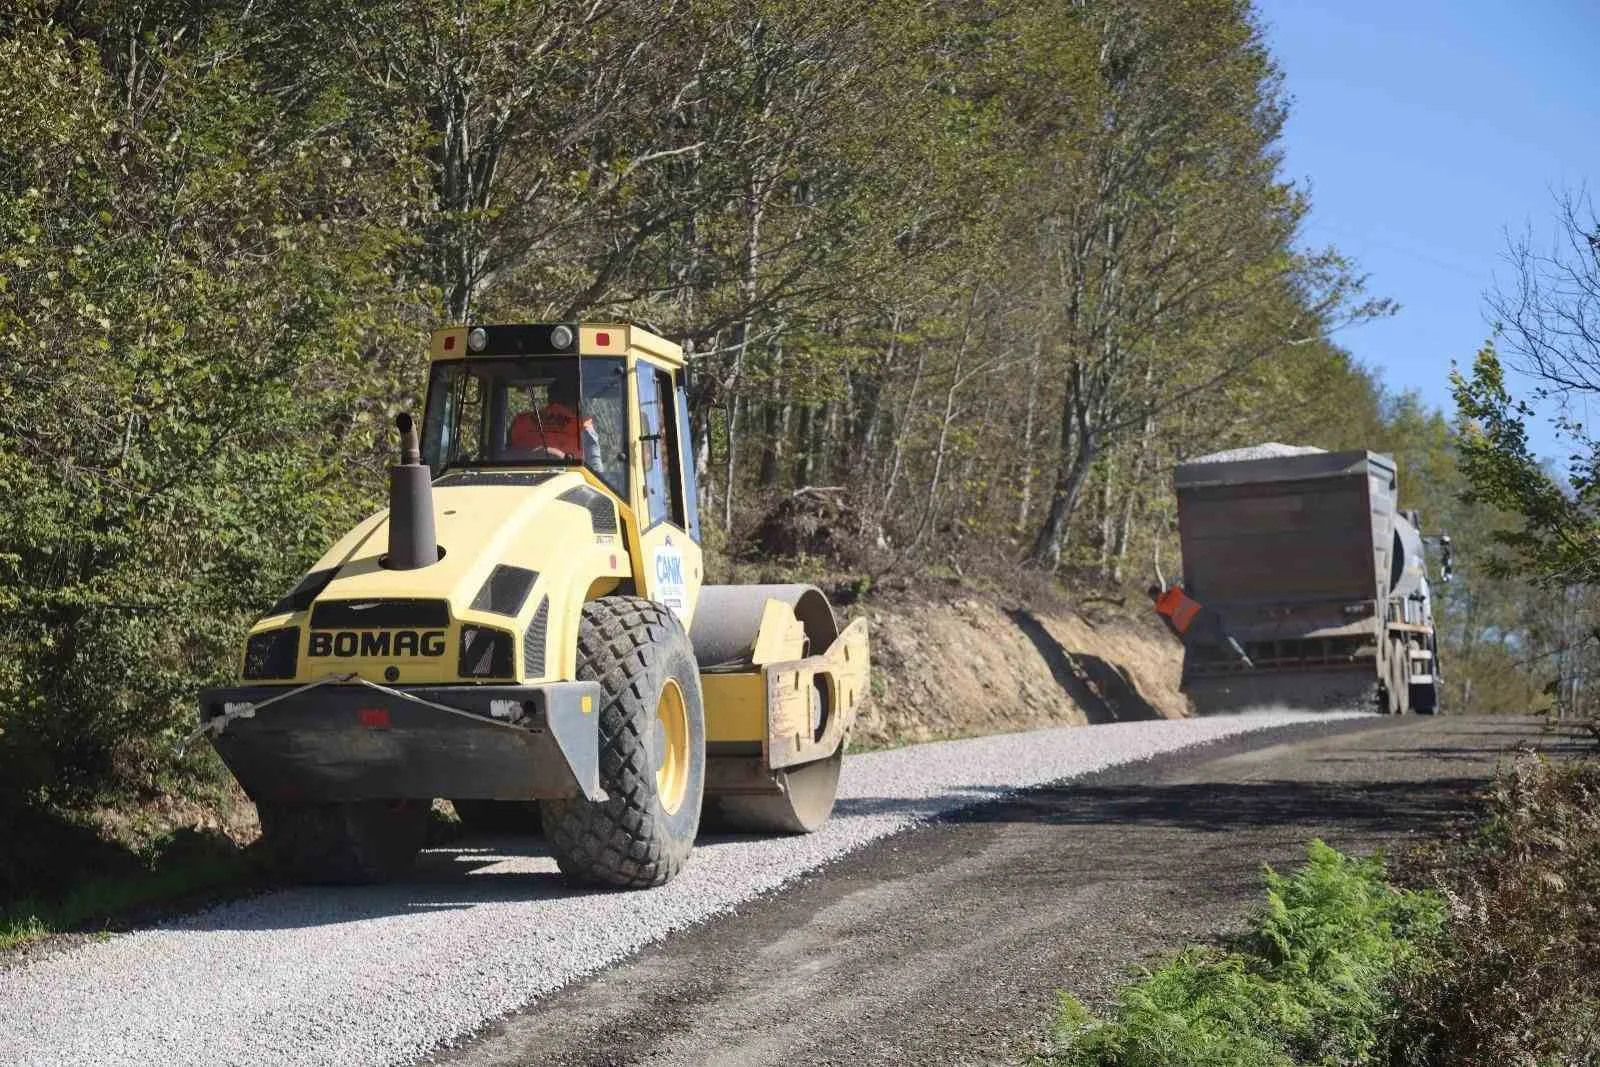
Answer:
[{"xmin": 542, "ymin": 596, "xmax": 702, "ymax": 888}]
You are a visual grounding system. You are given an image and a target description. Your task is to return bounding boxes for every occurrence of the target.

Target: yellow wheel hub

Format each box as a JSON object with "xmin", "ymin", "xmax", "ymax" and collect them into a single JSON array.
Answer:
[{"xmin": 655, "ymin": 678, "xmax": 690, "ymax": 815}]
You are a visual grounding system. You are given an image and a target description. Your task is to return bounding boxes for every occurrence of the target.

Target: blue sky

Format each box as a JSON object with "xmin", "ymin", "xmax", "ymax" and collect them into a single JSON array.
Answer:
[{"xmin": 1259, "ymin": 0, "xmax": 1600, "ymax": 461}]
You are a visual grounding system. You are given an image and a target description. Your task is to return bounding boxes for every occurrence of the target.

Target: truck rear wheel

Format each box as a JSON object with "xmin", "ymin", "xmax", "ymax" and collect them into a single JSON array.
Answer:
[
  {"xmin": 257, "ymin": 799, "xmax": 428, "ymax": 884},
  {"xmin": 542, "ymin": 596, "xmax": 706, "ymax": 889}
]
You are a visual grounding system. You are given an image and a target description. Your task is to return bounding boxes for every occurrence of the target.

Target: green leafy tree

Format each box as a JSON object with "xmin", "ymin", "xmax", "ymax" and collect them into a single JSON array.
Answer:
[{"xmin": 0, "ymin": 13, "xmax": 426, "ymax": 811}]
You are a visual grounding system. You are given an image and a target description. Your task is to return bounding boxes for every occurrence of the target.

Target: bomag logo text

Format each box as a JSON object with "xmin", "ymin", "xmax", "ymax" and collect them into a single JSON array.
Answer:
[{"xmin": 308, "ymin": 630, "xmax": 447, "ymax": 658}]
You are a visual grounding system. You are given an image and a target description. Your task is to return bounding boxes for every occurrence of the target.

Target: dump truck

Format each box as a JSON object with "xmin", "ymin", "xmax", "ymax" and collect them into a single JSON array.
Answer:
[
  {"xmin": 196, "ymin": 323, "xmax": 869, "ymax": 888},
  {"xmin": 1172, "ymin": 444, "xmax": 1448, "ymax": 715}
]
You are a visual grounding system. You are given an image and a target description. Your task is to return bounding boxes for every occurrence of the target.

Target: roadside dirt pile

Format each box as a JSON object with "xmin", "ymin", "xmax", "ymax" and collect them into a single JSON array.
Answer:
[{"xmin": 849, "ymin": 588, "xmax": 1187, "ymax": 748}]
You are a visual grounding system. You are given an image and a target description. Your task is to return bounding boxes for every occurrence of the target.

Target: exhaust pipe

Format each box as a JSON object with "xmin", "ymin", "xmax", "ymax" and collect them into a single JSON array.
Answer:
[{"xmin": 386, "ymin": 412, "xmax": 438, "ymax": 570}]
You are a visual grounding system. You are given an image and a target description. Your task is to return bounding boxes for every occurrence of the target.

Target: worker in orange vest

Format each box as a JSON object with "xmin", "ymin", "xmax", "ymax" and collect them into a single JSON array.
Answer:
[
  {"xmin": 1148, "ymin": 583, "xmax": 1254, "ymax": 668},
  {"xmin": 507, "ymin": 387, "xmax": 600, "ymax": 465}
]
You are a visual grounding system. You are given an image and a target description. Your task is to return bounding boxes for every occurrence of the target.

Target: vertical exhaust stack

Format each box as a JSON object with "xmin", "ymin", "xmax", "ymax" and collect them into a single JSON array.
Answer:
[{"xmin": 387, "ymin": 412, "xmax": 438, "ymax": 569}]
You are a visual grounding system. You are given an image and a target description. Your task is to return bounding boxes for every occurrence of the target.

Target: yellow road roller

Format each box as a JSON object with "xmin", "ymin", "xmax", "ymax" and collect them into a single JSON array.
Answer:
[{"xmin": 196, "ymin": 323, "xmax": 869, "ymax": 888}]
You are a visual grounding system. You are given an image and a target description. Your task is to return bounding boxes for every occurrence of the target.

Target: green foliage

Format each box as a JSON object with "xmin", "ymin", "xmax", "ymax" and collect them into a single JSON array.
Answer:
[
  {"xmin": 1391, "ymin": 755, "xmax": 1600, "ymax": 1067},
  {"xmin": 1371, "ymin": 391, "xmax": 1555, "ymax": 716},
  {"xmin": 1044, "ymin": 842, "xmax": 1445, "ymax": 1067},
  {"xmin": 1049, "ymin": 951, "xmax": 1294, "ymax": 1067},
  {"xmin": 1045, "ymin": 764, "xmax": 1600, "ymax": 1067},
  {"xmin": 0, "ymin": 13, "xmax": 428, "ymax": 818},
  {"xmin": 1451, "ymin": 345, "xmax": 1600, "ymax": 584},
  {"xmin": 0, "ymin": 825, "xmax": 251, "ymax": 950},
  {"xmin": 1448, "ymin": 195, "xmax": 1600, "ymax": 720}
]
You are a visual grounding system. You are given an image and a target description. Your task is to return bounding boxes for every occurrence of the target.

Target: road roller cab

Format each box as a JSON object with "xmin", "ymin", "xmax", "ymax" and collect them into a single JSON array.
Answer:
[{"xmin": 197, "ymin": 323, "xmax": 869, "ymax": 888}]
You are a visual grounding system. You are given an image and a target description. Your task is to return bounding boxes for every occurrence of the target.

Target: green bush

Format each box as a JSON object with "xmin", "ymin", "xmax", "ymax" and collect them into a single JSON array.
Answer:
[
  {"xmin": 1389, "ymin": 756, "xmax": 1600, "ymax": 1067},
  {"xmin": 0, "ymin": 16, "xmax": 427, "ymax": 825},
  {"xmin": 1045, "ymin": 841, "xmax": 1445, "ymax": 1067}
]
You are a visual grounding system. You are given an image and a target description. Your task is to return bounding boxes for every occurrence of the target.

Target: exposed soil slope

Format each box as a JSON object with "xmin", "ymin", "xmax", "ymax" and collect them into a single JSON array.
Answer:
[{"xmin": 852, "ymin": 589, "xmax": 1186, "ymax": 747}]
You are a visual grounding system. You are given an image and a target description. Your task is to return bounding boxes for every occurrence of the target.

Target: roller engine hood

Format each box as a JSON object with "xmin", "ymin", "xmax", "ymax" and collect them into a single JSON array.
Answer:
[{"xmin": 244, "ymin": 469, "xmax": 630, "ymax": 686}]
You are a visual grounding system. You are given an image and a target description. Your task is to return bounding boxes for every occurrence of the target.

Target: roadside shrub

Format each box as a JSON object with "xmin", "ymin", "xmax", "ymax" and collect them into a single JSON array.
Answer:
[
  {"xmin": 1388, "ymin": 756, "xmax": 1600, "ymax": 1067},
  {"xmin": 0, "ymin": 17, "xmax": 422, "ymax": 816},
  {"xmin": 1045, "ymin": 841, "xmax": 1445, "ymax": 1067}
]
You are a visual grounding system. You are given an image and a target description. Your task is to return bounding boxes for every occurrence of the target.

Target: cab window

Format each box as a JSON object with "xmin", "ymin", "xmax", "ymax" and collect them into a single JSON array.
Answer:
[
  {"xmin": 635, "ymin": 364, "xmax": 685, "ymax": 529},
  {"xmin": 580, "ymin": 357, "xmax": 629, "ymax": 498},
  {"xmin": 421, "ymin": 357, "xmax": 626, "ymax": 497},
  {"xmin": 674, "ymin": 379, "xmax": 701, "ymax": 543}
]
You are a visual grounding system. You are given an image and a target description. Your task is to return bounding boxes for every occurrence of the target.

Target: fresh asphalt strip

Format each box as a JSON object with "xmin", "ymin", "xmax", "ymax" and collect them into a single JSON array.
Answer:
[{"xmin": 0, "ymin": 711, "xmax": 1365, "ymax": 1067}]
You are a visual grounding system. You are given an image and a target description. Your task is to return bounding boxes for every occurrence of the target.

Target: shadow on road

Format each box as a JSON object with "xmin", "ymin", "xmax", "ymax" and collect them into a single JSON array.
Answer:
[{"xmin": 167, "ymin": 839, "xmax": 585, "ymax": 932}]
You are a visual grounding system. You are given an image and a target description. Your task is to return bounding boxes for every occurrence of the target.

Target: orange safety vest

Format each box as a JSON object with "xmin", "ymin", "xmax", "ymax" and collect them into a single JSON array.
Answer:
[
  {"xmin": 1154, "ymin": 586, "xmax": 1203, "ymax": 635},
  {"xmin": 509, "ymin": 403, "xmax": 585, "ymax": 456}
]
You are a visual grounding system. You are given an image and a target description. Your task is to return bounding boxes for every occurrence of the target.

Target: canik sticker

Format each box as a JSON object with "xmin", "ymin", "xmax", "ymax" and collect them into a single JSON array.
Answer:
[{"xmin": 651, "ymin": 545, "xmax": 687, "ymax": 619}]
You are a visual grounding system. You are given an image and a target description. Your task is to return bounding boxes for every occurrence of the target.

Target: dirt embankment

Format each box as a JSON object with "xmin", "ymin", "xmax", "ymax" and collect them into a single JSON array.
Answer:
[{"xmin": 849, "ymin": 589, "xmax": 1187, "ymax": 748}]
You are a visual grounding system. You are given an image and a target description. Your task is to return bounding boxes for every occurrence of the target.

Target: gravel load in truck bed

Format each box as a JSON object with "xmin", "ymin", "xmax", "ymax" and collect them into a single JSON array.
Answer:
[
  {"xmin": 0, "ymin": 711, "xmax": 1363, "ymax": 1067},
  {"xmin": 1184, "ymin": 442, "xmax": 1327, "ymax": 464}
]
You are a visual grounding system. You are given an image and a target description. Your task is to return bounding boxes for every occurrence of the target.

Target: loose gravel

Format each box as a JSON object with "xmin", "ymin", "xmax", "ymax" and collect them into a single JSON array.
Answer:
[
  {"xmin": 1185, "ymin": 442, "xmax": 1326, "ymax": 464},
  {"xmin": 0, "ymin": 711, "xmax": 1363, "ymax": 1067}
]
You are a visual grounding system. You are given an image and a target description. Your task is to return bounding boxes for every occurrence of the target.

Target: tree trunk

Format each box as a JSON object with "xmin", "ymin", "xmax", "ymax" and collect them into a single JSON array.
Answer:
[
  {"xmin": 1017, "ymin": 334, "xmax": 1044, "ymax": 529},
  {"xmin": 722, "ymin": 394, "xmax": 740, "ymax": 532},
  {"xmin": 1096, "ymin": 451, "xmax": 1117, "ymax": 578},
  {"xmin": 759, "ymin": 344, "xmax": 786, "ymax": 487},
  {"xmin": 792, "ymin": 405, "xmax": 815, "ymax": 486},
  {"xmin": 1030, "ymin": 362, "xmax": 1096, "ymax": 569},
  {"xmin": 879, "ymin": 341, "xmax": 925, "ymax": 521}
]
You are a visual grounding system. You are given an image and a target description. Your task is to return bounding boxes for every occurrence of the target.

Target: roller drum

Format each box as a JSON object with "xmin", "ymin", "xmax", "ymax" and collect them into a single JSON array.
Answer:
[{"xmin": 690, "ymin": 583, "xmax": 839, "ymax": 669}]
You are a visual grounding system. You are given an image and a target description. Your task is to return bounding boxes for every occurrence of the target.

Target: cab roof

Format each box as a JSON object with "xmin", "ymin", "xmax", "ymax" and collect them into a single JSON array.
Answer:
[{"xmin": 428, "ymin": 323, "xmax": 685, "ymax": 368}]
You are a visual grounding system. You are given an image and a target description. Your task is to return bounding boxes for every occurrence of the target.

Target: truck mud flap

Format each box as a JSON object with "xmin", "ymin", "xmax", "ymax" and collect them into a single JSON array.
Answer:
[{"xmin": 197, "ymin": 681, "xmax": 606, "ymax": 804}]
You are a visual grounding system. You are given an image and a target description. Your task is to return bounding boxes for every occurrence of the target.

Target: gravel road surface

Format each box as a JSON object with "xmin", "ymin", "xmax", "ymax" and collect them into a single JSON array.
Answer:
[
  {"xmin": 435, "ymin": 715, "xmax": 1562, "ymax": 1067},
  {"xmin": 0, "ymin": 712, "xmax": 1362, "ymax": 1067}
]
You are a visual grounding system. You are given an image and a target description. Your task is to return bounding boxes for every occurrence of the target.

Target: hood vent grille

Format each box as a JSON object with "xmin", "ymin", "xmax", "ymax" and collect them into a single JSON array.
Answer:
[
  {"xmin": 434, "ymin": 471, "xmax": 560, "ymax": 488},
  {"xmin": 558, "ymin": 485, "xmax": 618, "ymax": 535},
  {"xmin": 471, "ymin": 565, "xmax": 538, "ymax": 617},
  {"xmin": 524, "ymin": 596, "xmax": 549, "ymax": 678}
]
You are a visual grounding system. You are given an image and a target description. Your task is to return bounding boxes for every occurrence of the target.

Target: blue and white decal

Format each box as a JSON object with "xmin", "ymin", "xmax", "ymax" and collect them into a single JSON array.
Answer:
[{"xmin": 652, "ymin": 537, "xmax": 687, "ymax": 619}]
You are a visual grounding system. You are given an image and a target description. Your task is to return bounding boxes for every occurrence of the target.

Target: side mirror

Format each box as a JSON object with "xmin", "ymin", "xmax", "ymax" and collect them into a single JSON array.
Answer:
[{"xmin": 1439, "ymin": 535, "xmax": 1453, "ymax": 584}]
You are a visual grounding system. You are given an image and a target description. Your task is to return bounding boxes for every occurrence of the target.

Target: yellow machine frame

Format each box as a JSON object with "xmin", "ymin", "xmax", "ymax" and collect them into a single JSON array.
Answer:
[{"xmin": 421, "ymin": 322, "xmax": 870, "ymax": 763}]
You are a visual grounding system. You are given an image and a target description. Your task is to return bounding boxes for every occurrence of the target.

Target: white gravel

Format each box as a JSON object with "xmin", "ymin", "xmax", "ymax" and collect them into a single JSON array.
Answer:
[
  {"xmin": 0, "ymin": 711, "xmax": 1365, "ymax": 1067},
  {"xmin": 1185, "ymin": 442, "xmax": 1326, "ymax": 464}
]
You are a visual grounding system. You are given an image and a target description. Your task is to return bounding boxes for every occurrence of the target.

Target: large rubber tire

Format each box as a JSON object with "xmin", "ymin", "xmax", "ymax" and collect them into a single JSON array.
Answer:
[
  {"xmin": 257, "ymin": 799, "xmax": 428, "ymax": 884},
  {"xmin": 450, "ymin": 799, "xmax": 542, "ymax": 835},
  {"xmin": 541, "ymin": 596, "xmax": 706, "ymax": 889}
]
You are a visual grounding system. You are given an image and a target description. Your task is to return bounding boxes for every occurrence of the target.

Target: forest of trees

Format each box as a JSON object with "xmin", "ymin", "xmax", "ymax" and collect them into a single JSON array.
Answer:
[{"xmin": 0, "ymin": 0, "xmax": 1576, "ymax": 815}]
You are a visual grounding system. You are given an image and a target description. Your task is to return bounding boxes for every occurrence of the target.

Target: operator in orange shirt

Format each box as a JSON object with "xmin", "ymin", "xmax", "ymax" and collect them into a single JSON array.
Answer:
[{"xmin": 507, "ymin": 386, "xmax": 601, "ymax": 469}]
